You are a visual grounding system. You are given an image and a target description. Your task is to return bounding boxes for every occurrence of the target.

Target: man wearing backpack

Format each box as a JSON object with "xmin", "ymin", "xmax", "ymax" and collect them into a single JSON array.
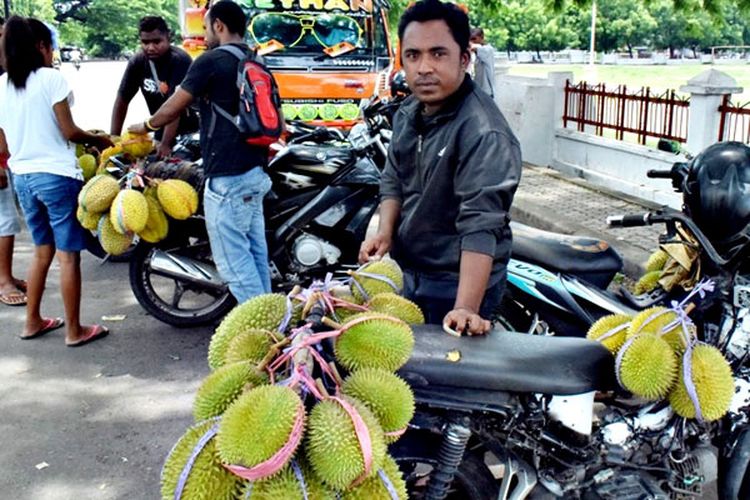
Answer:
[{"xmin": 129, "ymin": 1, "xmax": 277, "ymax": 303}]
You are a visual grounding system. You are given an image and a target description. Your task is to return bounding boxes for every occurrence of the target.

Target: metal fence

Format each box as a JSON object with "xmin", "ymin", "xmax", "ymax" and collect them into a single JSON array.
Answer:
[
  {"xmin": 718, "ymin": 96, "xmax": 750, "ymax": 143},
  {"xmin": 563, "ymin": 81, "xmax": 690, "ymax": 145}
]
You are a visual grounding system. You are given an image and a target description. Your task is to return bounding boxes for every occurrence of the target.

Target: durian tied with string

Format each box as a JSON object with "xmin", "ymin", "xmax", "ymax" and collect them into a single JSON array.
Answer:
[{"xmin": 349, "ymin": 258, "xmax": 404, "ymax": 303}]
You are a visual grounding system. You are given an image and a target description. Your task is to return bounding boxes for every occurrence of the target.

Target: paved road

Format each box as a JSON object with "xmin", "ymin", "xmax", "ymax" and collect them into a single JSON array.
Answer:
[{"xmin": 1, "ymin": 61, "xmax": 205, "ymax": 500}]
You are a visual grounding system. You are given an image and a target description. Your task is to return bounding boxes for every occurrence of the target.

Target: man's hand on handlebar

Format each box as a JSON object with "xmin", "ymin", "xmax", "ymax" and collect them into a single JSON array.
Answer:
[{"xmin": 443, "ymin": 307, "xmax": 491, "ymax": 336}]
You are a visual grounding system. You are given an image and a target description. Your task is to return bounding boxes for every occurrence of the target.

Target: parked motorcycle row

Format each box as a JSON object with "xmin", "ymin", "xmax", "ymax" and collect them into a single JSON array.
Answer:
[{"xmin": 100, "ymin": 95, "xmax": 750, "ymax": 498}]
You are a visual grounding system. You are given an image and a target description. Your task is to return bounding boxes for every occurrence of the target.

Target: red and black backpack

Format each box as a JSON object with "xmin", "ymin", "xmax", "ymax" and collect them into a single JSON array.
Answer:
[{"xmin": 209, "ymin": 44, "xmax": 283, "ymax": 147}]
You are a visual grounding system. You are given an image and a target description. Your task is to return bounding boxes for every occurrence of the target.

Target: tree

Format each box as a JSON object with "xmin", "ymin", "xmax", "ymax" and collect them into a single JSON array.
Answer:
[{"xmin": 12, "ymin": 0, "xmax": 56, "ymax": 21}]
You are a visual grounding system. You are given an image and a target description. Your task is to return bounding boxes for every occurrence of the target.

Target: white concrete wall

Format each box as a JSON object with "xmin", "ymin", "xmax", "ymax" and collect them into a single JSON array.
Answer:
[{"xmin": 553, "ymin": 129, "xmax": 684, "ymax": 208}]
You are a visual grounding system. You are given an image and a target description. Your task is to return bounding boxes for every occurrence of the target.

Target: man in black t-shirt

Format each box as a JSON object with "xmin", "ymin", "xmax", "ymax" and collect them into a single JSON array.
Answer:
[
  {"xmin": 128, "ymin": 1, "xmax": 274, "ymax": 303},
  {"xmin": 111, "ymin": 16, "xmax": 197, "ymax": 157}
]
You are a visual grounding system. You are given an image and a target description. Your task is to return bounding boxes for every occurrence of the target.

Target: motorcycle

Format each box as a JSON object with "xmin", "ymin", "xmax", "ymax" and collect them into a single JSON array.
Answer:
[
  {"xmin": 390, "ymin": 143, "xmax": 750, "ymax": 499},
  {"xmin": 128, "ymin": 98, "xmax": 398, "ymax": 327}
]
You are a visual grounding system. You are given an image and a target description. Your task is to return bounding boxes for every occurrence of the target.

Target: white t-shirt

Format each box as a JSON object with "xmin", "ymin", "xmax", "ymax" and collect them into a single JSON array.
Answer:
[{"xmin": 0, "ymin": 68, "xmax": 80, "ymax": 179}]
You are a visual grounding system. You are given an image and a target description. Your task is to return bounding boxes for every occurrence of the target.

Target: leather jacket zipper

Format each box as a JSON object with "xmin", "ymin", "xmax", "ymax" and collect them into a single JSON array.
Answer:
[{"xmin": 417, "ymin": 134, "xmax": 423, "ymax": 187}]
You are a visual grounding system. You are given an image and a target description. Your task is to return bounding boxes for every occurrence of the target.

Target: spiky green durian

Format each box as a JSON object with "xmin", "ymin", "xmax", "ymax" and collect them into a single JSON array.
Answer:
[
  {"xmin": 238, "ymin": 461, "xmax": 337, "ymax": 500},
  {"xmin": 160, "ymin": 420, "xmax": 243, "ymax": 500},
  {"xmin": 645, "ymin": 249, "xmax": 669, "ymax": 273},
  {"xmin": 342, "ymin": 455, "xmax": 408, "ymax": 500},
  {"xmin": 335, "ymin": 315, "xmax": 414, "ymax": 372},
  {"xmin": 342, "ymin": 368, "xmax": 415, "ymax": 442},
  {"xmin": 208, "ymin": 293, "xmax": 289, "ymax": 370},
  {"xmin": 306, "ymin": 397, "xmax": 387, "ymax": 491},
  {"xmin": 366, "ymin": 293, "xmax": 425, "ymax": 325},
  {"xmin": 586, "ymin": 314, "xmax": 631, "ymax": 354},
  {"xmin": 222, "ymin": 329, "xmax": 276, "ymax": 366},
  {"xmin": 618, "ymin": 335, "xmax": 678, "ymax": 400},
  {"xmin": 193, "ymin": 362, "xmax": 268, "ymax": 422},
  {"xmin": 350, "ymin": 259, "xmax": 404, "ymax": 303},
  {"xmin": 633, "ymin": 270, "xmax": 662, "ymax": 295},
  {"xmin": 669, "ymin": 344, "xmax": 735, "ymax": 421},
  {"xmin": 627, "ymin": 306, "xmax": 687, "ymax": 353},
  {"xmin": 217, "ymin": 385, "xmax": 304, "ymax": 473}
]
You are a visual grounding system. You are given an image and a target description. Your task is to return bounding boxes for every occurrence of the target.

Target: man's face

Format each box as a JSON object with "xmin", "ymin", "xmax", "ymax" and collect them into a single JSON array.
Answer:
[
  {"xmin": 470, "ymin": 32, "xmax": 485, "ymax": 45},
  {"xmin": 400, "ymin": 19, "xmax": 469, "ymax": 114},
  {"xmin": 204, "ymin": 15, "xmax": 219, "ymax": 49},
  {"xmin": 140, "ymin": 29, "xmax": 170, "ymax": 59}
]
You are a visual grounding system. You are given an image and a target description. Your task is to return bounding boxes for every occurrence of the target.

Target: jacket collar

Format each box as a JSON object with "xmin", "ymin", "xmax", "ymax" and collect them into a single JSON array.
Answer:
[{"xmin": 400, "ymin": 74, "xmax": 475, "ymax": 130}]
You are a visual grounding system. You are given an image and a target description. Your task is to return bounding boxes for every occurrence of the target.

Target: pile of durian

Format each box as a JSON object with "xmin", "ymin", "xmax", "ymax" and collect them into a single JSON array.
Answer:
[
  {"xmin": 162, "ymin": 258, "xmax": 422, "ymax": 499},
  {"xmin": 632, "ymin": 249, "xmax": 669, "ymax": 295},
  {"xmin": 76, "ymin": 134, "xmax": 199, "ymax": 255},
  {"xmin": 587, "ymin": 281, "xmax": 735, "ymax": 422}
]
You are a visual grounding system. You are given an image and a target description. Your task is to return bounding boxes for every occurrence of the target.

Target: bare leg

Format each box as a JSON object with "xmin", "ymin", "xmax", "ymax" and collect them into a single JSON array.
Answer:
[
  {"xmin": 23, "ymin": 244, "xmax": 55, "ymax": 335},
  {"xmin": 0, "ymin": 235, "xmax": 16, "ymax": 290},
  {"xmin": 56, "ymin": 250, "xmax": 84, "ymax": 343}
]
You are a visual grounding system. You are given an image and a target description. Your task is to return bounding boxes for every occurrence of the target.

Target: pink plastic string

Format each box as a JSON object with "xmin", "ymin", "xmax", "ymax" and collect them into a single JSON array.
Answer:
[
  {"xmin": 682, "ymin": 342, "xmax": 705, "ymax": 422},
  {"xmin": 224, "ymin": 401, "xmax": 306, "ymax": 481},
  {"xmin": 330, "ymin": 396, "xmax": 373, "ymax": 487},
  {"xmin": 384, "ymin": 427, "xmax": 407, "ymax": 439}
]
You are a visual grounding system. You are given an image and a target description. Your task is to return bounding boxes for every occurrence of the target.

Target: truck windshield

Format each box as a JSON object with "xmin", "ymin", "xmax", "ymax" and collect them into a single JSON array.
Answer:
[{"xmin": 249, "ymin": 12, "xmax": 371, "ymax": 53}]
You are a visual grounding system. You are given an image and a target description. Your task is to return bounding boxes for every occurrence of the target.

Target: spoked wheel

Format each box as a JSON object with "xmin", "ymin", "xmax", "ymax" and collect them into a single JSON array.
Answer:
[
  {"xmin": 129, "ymin": 235, "xmax": 236, "ymax": 328},
  {"xmin": 390, "ymin": 433, "xmax": 499, "ymax": 500}
]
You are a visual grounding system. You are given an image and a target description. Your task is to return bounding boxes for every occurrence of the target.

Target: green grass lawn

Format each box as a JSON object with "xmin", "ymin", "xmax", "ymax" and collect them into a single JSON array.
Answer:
[{"xmin": 508, "ymin": 63, "xmax": 750, "ymax": 102}]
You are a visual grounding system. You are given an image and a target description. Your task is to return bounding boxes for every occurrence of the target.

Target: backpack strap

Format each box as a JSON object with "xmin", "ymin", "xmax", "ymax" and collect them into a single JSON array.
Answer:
[{"xmin": 208, "ymin": 45, "xmax": 250, "ymax": 140}]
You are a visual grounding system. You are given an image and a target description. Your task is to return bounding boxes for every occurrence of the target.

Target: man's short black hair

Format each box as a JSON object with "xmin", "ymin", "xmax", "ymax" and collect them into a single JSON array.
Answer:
[
  {"xmin": 397, "ymin": 0, "xmax": 470, "ymax": 54},
  {"xmin": 208, "ymin": 1, "xmax": 247, "ymax": 37},
  {"xmin": 139, "ymin": 16, "xmax": 169, "ymax": 35}
]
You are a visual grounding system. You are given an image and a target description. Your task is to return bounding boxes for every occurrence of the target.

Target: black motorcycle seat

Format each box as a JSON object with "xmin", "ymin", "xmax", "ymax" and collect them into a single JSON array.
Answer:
[
  {"xmin": 272, "ymin": 144, "xmax": 354, "ymax": 172},
  {"xmin": 399, "ymin": 325, "xmax": 616, "ymax": 395},
  {"xmin": 511, "ymin": 222, "xmax": 622, "ymax": 281}
]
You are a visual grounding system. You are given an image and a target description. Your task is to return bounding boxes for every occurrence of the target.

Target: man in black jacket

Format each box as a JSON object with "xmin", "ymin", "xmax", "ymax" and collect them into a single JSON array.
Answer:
[{"xmin": 359, "ymin": 0, "xmax": 521, "ymax": 335}]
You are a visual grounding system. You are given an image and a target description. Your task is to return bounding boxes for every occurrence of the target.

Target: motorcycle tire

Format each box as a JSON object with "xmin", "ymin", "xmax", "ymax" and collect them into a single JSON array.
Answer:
[
  {"xmin": 390, "ymin": 431, "xmax": 499, "ymax": 500},
  {"xmin": 129, "ymin": 240, "xmax": 236, "ymax": 328}
]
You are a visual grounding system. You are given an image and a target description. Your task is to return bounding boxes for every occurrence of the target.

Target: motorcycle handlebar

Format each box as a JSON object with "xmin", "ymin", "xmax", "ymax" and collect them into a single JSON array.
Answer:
[
  {"xmin": 647, "ymin": 169, "xmax": 673, "ymax": 179},
  {"xmin": 607, "ymin": 210, "xmax": 729, "ymax": 266}
]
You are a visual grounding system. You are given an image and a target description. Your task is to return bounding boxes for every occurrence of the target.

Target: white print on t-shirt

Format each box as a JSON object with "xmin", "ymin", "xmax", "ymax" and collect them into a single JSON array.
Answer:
[{"xmin": 143, "ymin": 78, "xmax": 159, "ymax": 94}]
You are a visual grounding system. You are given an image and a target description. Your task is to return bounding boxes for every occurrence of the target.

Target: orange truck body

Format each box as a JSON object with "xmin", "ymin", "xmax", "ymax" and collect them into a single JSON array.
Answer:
[{"xmin": 180, "ymin": 0, "xmax": 395, "ymax": 127}]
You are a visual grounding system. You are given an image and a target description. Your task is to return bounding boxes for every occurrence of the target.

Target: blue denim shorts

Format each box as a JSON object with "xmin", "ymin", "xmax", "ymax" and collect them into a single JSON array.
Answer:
[
  {"xmin": 0, "ymin": 172, "xmax": 21, "ymax": 237},
  {"xmin": 13, "ymin": 172, "xmax": 87, "ymax": 252}
]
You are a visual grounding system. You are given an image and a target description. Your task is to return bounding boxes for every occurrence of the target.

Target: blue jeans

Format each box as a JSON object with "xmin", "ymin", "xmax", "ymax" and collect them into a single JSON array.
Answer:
[
  {"xmin": 13, "ymin": 172, "xmax": 86, "ymax": 251},
  {"xmin": 204, "ymin": 168, "xmax": 272, "ymax": 303}
]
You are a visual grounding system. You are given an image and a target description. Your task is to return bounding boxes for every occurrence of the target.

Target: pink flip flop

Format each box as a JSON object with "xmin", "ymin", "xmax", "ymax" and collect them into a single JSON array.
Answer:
[
  {"xmin": 66, "ymin": 325, "xmax": 109, "ymax": 347},
  {"xmin": 20, "ymin": 317, "xmax": 64, "ymax": 339}
]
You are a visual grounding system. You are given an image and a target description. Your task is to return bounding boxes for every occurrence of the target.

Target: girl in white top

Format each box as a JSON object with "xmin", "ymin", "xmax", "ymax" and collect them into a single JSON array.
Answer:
[{"xmin": 0, "ymin": 17, "xmax": 113, "ymax": 346}]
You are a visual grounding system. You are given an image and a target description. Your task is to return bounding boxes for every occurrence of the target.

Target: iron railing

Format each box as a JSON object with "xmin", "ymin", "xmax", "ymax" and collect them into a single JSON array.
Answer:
[{"xmin": 718, "ymin": 95, "xmax": 750, "ymax": 143}]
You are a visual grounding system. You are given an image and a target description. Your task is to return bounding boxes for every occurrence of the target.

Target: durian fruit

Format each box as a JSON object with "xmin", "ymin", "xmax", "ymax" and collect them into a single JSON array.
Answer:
[
  {"xmin": 157, "ymin": 179, "xmax": 199, "ymax": 220},
  {"xmin": 217, "ymin": 385, "xmax": 304, "ymax": 473},
  {"xmin": 222, "ymin": 329, "xmax": 275, "ymax": 366},
  {"xmin": 78, "ymin": 153, "xmax": 97, "ymax": 181},
  {"xmin": 342, "ymin": 455, "xmax": 408, "ymax": 500},
  {"xmin": 335, "ymin": 314, "xmax": 414, "ymax": 372},
  {"xmin": 618, "ymin": 335, "xmax": 678, "ymax": 400},
  {"xmin": 78, "ymin": 174, "xmax": 119, "ymax": 213},
  {"xmin": 98, "ymin": 144, "xmax": 123, "ymax": 171},
  {"xmin": 306, "ymin": 397, "xmax": 387, "ymax": 491},
  {"xmin": 138, "ymin": 195, "xmax": 169, "ymax": 243},
  {"xmin": 76, "ymin": 205, "xmax": 101, "ymax": 230},
  {"xmin": 627, "ymin": 306, "xmax": 687, "ymax": 353},
  {"xmin": 586, "ymin": 314, "xmax": 631, "ymax": 354},
  {"xmin": 109, "ymin": 189, "xmax": 149, "ymax": 234},
  {"xmin": 350, "ymin": 259, "xmax": 404, "ymax": 302},
  {"xmin": 192, "ymin": 361, "xmax": 268, "ymax": 422},
  {"xmin": 633, "ymin": 270, "xmax": 662, "ymax": 295},
  {"xmin": 97, "ymin": 214, "xmax": 134, "ymax": 256},
  {"xmin": 366, "ymin": 292, "xmax": 425, "ymax": 325},
  {"xmin": 238, "ymin": 461, "xmax": 336, "ymax": 500},
  {"xmin": 645, "ymin": 249, "xmax": 669, "ymax": 273},
  {"xmin": 669, "ymin": 344, "xmax": 735, "ymax": 421},
  {"xmin": 341, "ymin": 368, "xmax": 415, "ymax": 442},
  {"xmin": 121, "ymin": 130, "xmax": 154, "ymax": 157},
  {"xmin": 160, "ymin": 419, "xmax": 243, "ymax": 500},
  {"xmin": 208, "ymin": 293, "xmax": 288, "ymax": 370}
]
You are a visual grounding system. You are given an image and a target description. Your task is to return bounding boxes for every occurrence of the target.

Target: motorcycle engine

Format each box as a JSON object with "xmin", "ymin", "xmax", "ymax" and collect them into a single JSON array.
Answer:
[{"xmin": 292, "ymin": 234, "xmax": 341, "ymax": 268}]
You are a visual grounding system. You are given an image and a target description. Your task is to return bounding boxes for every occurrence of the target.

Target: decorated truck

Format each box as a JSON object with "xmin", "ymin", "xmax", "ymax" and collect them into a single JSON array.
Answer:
[{"xmin": 180, "ymin": 0, "xmax": 396, "ymax": 127}]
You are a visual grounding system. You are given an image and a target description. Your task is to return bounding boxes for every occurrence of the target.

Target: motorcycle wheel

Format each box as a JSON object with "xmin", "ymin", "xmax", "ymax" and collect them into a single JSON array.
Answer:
[
  {"xmin": 390, "ymin": 432, "xmax": 499, "ymax": 500},
  {"xmin": 129, "ymin": 240, "xmax": 236, "ymax": 328}
]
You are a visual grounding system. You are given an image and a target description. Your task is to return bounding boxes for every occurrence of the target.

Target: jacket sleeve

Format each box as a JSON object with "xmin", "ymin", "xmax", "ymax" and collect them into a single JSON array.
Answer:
[
  {"xmin": 379, "ymin": 131, "xmax": 402, "ymax": 202},
  {"xmin": 454, "ymin": 129, "xmax": 522, "ymax": 256}
]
